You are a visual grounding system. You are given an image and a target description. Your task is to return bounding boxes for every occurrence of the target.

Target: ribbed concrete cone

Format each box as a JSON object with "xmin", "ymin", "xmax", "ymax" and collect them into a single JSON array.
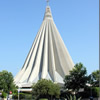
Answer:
[{"xmin": 14, "ymin": 6, "xmax": 74, "ymax": 87}]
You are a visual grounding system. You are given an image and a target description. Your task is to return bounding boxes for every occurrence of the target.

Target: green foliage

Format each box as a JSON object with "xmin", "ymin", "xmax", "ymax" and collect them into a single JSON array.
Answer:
[
  {"xmin": 78, "ymin": 86, "xmax": 99, "ymax": 98},
  {"xmin": 12, "ymin": 93, "xmax": 18, "ymax": 99},
  {"xmin": 67, "ymin": 95, "xmax": 81, "ymax": 100},
  {"xmin": 64, "ymin": 63, "xmax": 88, "ymax": 92},
  {"xmin": 0, "ymin": 70, "xmax": 16, "ymax": 93},
  {"xmin": 60, "ymin": 90, "xmax": 70, "ymax": 99},
  {"xmin": 1, "ymin": 92, "xmax": 7, "ymax": 98},
  {"xmin": 78, "ymin": 97, "xmax": 81, "ymax": 100},
  {"xmin": 12, "ymin": 92, "xmax": 33, "ymax": 99},
  {"xmin": 39, "ymin": 99, "xmax": 48, "ymax": 100},
  {"xmin": 92, "ymin": 87, "xmax": 99, "ymax": 97},
  {"xmin": 12, "ymin": 93, "xmax": 26, "ymax": 99},
  {"xmin": 19, "ymin": 93, "xmax": 25, "ymax": 99},
  {"xmin": 25, "ymin": 93, "xmax": 32, "ymax": 99},
  {"xmin": 32, "ymin": 79, "xmax": 60, "ymax": 99},
  {"xmin": 89, "ymin": 70, "xmax": 99, "ymax": 87},
  {"xmin": 70, "ymin": 95, "xmax": 73, "ymax": 100}
]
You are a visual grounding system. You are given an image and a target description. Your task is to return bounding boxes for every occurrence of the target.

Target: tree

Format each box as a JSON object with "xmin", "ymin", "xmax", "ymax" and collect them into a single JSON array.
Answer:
[
  {"xmin": 64, "ymin": 63, "xmax": 88, "ymax": 93},
  {"xmin": 89, "ymin": 70, "xmax": 99, "ymax": 87},
  {"xmin": 32, "ymin": 79, "xmax": 60, "ymax": 100},
  {"xmin": 0, "ymin": 70, "xmax": 16, "ymax": 93}
]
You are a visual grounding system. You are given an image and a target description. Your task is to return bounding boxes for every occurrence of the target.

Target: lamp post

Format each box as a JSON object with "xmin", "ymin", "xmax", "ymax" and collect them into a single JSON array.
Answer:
[
  {"xmin": 18, "ymin": 87, "xmax": 20, "ymax": 100},
  {"xmin": 89, "ymin": 75, "xmax": 93, "ymax": 100},
  {"xmin": 18, "ymin": 84, "xmax": 21, "ymax": 100}
]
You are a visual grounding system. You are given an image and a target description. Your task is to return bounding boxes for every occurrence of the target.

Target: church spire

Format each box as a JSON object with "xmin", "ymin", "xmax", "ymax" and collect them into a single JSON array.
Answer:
[
  {"xmin": 14, "ymin": 3, "xmax": 74, "ymax": 88},
  {"xmin": 43, "ymin": 5, "xmax": 53, "ymax": 20},
  {"xmin": 46, "ymin": 0, "xmax": 49, "ymax": 6}
]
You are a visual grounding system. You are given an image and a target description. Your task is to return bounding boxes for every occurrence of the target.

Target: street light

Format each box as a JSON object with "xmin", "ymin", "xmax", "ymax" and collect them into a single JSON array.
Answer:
[
  {"xmin": 18, "ymin": 84, "xmax": 21, "ymax": 100},
  {"xmin": 18, "ymin": 88, "xmax": 20, "ymax": 100},
  {"xmin": 89, "ymin": 75, "xmax": 93, "ymax": 100}
]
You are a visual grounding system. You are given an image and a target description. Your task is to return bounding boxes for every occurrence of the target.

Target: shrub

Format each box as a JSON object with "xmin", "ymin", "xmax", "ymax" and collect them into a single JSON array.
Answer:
[
  {"xmin": 39, "ymin": 99, "xmax": 48, "ymax": 100},
  {"xmin": 12, "ymin": 93, "xmax": 18, "ymax": 99},
  {"xmin": 12, "ymin": 93, "xmax": 25, "ymax": 99},
  {"xmin": 78, "ymin": 86, "xmax": 99, "ymax": 98},
  {"xmin": 1, "ymin": 92, "xmax": 7, "ymax": 98},
  {"xmin": 32, "ymin": 79, "xmax": 60, "ymax": 99},
  {"xmin": 25, "ymin": 93, "xmax": 32, "ymax": 99},
  {"xmin": 92, "ymin": 87, "xmax": 99, "ymax": 97}
]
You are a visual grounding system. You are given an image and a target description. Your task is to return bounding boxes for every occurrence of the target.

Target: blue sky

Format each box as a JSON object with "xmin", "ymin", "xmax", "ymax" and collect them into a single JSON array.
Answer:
[{"xmin": 0, "ymin": 0, "xmax": 99, "ymax": 76}]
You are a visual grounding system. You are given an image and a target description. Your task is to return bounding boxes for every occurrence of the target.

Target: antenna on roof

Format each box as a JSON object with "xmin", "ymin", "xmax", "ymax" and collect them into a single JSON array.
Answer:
[{"xmin": 46, "ymin": 0, "xmax": 49, "ymax": 6}]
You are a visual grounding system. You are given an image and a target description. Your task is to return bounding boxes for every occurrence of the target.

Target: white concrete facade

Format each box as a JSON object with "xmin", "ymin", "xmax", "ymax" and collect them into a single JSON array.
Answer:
[{"xmin": 14, "ymin": 6, "xmax": 74, "ymax": 87}]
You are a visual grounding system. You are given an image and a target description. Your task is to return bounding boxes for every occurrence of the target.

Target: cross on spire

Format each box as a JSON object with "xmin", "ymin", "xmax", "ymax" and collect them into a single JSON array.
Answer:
[{"xmin": 46, "ymin": 0, "xmax": 49, "ymax": 5}]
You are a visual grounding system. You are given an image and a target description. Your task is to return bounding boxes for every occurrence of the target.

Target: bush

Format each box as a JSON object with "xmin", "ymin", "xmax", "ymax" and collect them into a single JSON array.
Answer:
[
  {"xmin": 39, "ymin": 99, "xmax": 48, "ymax": 100},
  {"xmin": 25, "ymin": 93, "xmax": 32, "ymax": 99},
  {"xmin": 1, "ymin": 92, "xmax": 7, "ymax": 98},
  {"xmin": 92, "ymin": 87, "xmax": 99, "ymax": 97},
  {"xmin": 12, "ymin": 93, "xmax": 18, "ymax": 99},
  {"xmin": 32, "ymin": 79, "xmax": 60, "ymax": 99},
  {"xmin": 12, "ymin": 92, "xmax": 33, "ymax": 99},
  {"xmin": 19, "ymin": 93, "xmax": 25, "ymax": 99},
  {"xmin": 12, "ymin": 93, "xmax": 25, "ymax": 99},
  {"xmin": 78, "ymin": 87, "xmax": 99, "ymax": 98}
]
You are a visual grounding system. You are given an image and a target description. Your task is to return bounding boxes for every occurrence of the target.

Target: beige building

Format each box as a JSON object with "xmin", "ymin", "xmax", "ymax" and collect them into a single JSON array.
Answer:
[{"xmin": 14, "ymin": 6, "xmax": 74, "ymax": 88}]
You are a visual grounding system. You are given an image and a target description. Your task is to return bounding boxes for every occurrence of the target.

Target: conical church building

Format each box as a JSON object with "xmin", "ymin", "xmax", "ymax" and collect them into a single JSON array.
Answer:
[{"xmin": 14, "ymin": 6, "xmax": 74, "ymax": 88}]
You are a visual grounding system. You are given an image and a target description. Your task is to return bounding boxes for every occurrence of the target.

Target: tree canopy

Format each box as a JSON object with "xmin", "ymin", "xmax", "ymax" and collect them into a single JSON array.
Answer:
[
  {"xmin": 64, "ymin": 63, "xmax": 88, "ymax": 92},
  {"xmin": 0, "ymin": 70, "xmax": 16, "ymax": 93},
  {"xmin": 89, "ymin": 70, "xmax": 99, "ymax": 87},
  {"xmin": 32, "ymin": 79, "xmax": 60, "ymax": 100}
]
